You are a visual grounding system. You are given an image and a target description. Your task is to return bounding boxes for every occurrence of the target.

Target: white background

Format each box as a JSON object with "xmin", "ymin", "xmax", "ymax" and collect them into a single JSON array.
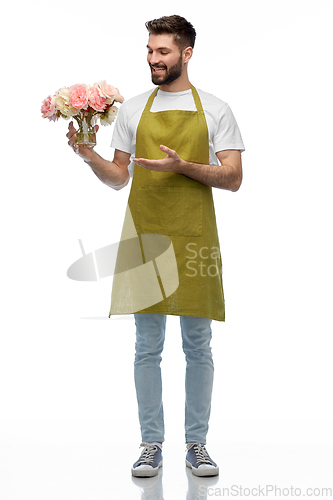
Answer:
[{"xmin": 1, "ymin": 0, "xmax": 332, "ymax": 497}]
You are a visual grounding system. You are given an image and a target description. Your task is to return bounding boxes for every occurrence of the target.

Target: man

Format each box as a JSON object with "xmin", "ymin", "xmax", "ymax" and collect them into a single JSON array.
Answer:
[{"xmin": 67, "ymin": 15, "xmax": 245, "ymax": 477}]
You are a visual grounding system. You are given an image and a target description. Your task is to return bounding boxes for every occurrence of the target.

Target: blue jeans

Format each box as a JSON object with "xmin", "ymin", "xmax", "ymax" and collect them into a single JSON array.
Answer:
[{"xmin": 134, "ymin": 314, "xmax": 214, "ymax": 444}]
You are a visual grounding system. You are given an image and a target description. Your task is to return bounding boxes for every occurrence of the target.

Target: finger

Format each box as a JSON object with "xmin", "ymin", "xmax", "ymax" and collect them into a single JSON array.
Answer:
[
  {"xmin": 135, "ymin": 160, "xmax": 153, "ymax": 166},
  {"xmin": 66, "ymin": 128, "xmax": 77, "ymax": 139},
  {"xmin": 159, "ymin": 144, "xmax": 173, "ymax": 154},
  {"xmin": 133, "ymin": 157, "xmax": 153, "ymax": 163},
  {"xmin": 68, "ymin": 133, "xmax": 77, "ymax": 148},
  {"xmin": 134, "ymin": 159, "xmax": 148, "ymax": 168},
  {"xmin": 94, "ymin": 124, "xmax": 99, "ymax": 133},
  {"xmin": 71, "ymin": 142, "xmax": 80, "ymax": 154}
]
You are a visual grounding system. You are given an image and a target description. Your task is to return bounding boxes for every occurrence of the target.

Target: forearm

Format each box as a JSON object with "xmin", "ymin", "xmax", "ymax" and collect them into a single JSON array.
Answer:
[
  {"xmin": 178, "ymin": 160, "xmax": 242, "ymax": 191},
  {"xmin": 82, "ymin": 148, "xmax": 129, "ymax": 190}
]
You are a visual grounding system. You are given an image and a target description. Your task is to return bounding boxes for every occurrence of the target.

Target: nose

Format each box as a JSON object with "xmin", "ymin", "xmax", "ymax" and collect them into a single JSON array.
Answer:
[{"xmin": 148, "ymin": 51, "xmax": 160, "ymax": 67}]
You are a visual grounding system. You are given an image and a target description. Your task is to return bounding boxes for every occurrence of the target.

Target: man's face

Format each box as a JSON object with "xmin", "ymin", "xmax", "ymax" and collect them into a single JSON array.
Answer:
[{"xmin": 147, "ymin": 34, "xmax": 184, "ymax": 86}]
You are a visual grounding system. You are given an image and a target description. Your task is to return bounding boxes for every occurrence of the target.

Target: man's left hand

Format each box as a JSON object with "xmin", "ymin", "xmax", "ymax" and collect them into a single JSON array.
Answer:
[{"xmin": 133, "ymin": 145, "xmax": 184, "ymax": 173}]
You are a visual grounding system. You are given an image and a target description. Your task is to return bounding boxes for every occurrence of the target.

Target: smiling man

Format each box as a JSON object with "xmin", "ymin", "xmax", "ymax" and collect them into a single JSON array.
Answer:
[
  {"xmin": 148, "ymin": 39, "xmax": 184, "ymax": 86},
  {"xmin": 67, "ymin": 15, "xmax": 245, "ymax": 478}
]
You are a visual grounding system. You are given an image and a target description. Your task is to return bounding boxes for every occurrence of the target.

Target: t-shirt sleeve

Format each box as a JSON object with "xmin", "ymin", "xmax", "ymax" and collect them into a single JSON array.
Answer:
[
  {"xmin": 213, "ymin": 103, "xmax": 245, "ymax": 153},
  {"xmin": 110, "ymin": 104, "xmax": 132, "ymax": 154}
]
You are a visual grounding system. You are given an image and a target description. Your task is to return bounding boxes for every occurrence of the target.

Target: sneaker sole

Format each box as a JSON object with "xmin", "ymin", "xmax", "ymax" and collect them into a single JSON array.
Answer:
[
  {"xmin": 131, "ymin": 460, "xmax": 163, "ymax": 477},
  {"xmin": 186, "ymin": 459, "xmax": 219, "ymax": 477}
]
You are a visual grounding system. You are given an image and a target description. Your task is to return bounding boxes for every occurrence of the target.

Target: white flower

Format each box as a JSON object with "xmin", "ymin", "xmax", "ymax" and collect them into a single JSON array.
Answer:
[
  {"xmin": 100, "ymin": 105, "xmax": 118, "ymax": 126},
  {"xmin": 55, "ymin": 87, "xmax": 78, "ymax": 117}
]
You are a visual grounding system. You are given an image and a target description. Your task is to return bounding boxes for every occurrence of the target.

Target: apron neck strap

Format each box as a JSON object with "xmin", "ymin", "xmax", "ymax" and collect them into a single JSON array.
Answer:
[
  {"xmin": 190, "ymin": 84, "xmax": 204, "ymax": 113},
  {"xmin": 144, "ymin": 87, "xmax": 159, "ymax": 112}
]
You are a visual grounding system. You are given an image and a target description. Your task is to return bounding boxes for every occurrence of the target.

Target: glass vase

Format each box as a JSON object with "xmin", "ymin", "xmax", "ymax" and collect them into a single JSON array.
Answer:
[{"xmin": 74, "ymin": 112, "xmax": 96, "ymax": 147}]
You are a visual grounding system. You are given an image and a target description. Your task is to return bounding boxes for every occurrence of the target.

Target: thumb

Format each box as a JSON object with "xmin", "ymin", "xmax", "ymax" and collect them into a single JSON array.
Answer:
[
  {"xmin": 94, "ymin": 124, "xmax": 99, "ymax": 133},
  {"xmin": 160, "ymin": 144, "xmax": 173, "ymax": 154}
]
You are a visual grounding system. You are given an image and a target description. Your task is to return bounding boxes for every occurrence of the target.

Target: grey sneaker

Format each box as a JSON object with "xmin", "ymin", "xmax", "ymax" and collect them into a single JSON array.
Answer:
[
  {"xmin": 131, "ymin": 442, "xmax": 163, "ymax": 477},
  {"xmin": 185, "ymin": 442, "xmax": 219, "ymax": 476}
]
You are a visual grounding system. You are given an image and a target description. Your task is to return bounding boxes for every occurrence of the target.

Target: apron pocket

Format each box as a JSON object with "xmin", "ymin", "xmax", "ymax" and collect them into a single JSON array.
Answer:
[{"xmin": 136, "ymin": 186, "xmax": 202, "ymax": 237}]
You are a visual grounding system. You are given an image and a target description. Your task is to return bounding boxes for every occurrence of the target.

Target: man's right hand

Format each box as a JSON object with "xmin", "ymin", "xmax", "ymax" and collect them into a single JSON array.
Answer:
[
  {"xmin": 65, "ymin": 121, "xmax": 131, "ymax": 190},
  {"xmin": 66, "ymin": 121, "xmax": 99, "ymax": 161}
]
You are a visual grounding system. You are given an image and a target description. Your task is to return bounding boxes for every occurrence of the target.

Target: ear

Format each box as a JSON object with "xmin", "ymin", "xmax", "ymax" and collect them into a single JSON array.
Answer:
[{"xmin": 183, "ymin": 46, "xmax": 193, "ymax": 64}]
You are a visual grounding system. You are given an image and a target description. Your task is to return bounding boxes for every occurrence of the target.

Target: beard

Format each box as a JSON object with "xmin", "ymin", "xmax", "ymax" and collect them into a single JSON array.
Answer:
[{"xmin": 150, "ymin": 55, "xmax": 183, "ymax": 86}]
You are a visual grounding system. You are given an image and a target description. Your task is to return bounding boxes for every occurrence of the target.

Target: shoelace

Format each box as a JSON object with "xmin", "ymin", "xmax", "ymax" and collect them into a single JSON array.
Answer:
[
  {"xmin": 186, "ymin": 442, "xmax": 213, "ymax": 465},
  {"xmin": 137, "ymin": 442, "xmax": 159, "ymax": 465}
]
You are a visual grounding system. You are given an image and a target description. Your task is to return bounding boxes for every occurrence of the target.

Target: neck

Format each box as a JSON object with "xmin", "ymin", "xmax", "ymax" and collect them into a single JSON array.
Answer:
[{"xmin": 159, "ymin": 68, "xmax": 191, "ymax": 93}]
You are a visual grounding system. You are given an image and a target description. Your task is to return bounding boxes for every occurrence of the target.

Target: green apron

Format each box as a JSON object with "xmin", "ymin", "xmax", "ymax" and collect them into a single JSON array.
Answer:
[{"xmin": 109, "ymin": 85, "xmax": 225, "ymax": 321}]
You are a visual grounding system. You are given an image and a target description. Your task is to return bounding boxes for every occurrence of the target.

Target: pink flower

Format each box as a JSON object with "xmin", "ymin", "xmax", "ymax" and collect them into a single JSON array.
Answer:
[
  {"xmin": 114, "ymin": 88, "xmax": 124, "ymax": 103},
  {"xmin": 69, "ymin": 84, "xmax": 88, "ymax": 110},
  {"xmin": 98, "ymin": 80, "xmax": 116, "ymax": 103},
  {"xmin": 41, "ymin": 95, "xmax": 57, "ymax": 120},
  {"xmin": 97, "ymin": 81, "xmax": 124, "ymax": 103},
  {"xmin": 48, "ymin": 113, "xmax": 59, "ymax": 122},
  {"xmin": 88, "ymin": 86, "xmax": 107, "ymax": 112}
]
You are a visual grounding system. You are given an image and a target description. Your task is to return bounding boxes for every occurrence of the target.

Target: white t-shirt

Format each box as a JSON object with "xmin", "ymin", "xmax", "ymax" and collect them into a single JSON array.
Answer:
[{"xmin": 111, "ymin": 87, "xmax": 245, "ymax": 177}]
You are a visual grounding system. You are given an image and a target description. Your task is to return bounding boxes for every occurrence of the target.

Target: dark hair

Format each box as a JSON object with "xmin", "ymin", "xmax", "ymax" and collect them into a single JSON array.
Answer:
[{"xmin": 145, "ymin": 15, "xmax": 196, "ymax": 50}]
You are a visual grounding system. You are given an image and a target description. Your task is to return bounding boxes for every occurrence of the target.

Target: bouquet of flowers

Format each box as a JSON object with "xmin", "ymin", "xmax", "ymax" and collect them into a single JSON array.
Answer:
[{"xmin": 41, "ymin": 80, "xmax": 124, "ymax": 147}]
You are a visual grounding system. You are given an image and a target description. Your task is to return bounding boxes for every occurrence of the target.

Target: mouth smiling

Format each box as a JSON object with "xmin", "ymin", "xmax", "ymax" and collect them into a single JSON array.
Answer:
[{"xmin": 151, "ymin": 65, "xmax": 166, "ymax": 74}]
